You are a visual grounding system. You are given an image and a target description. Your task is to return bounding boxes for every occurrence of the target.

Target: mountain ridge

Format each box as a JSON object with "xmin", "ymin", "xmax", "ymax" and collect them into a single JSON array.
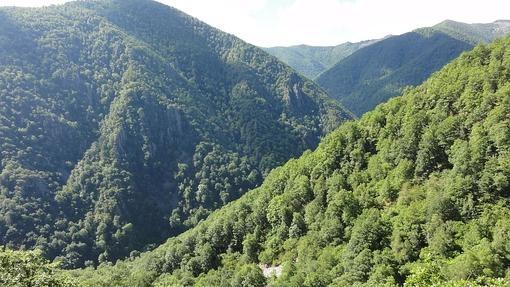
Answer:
[
  {"xmin": 316, "ymin": 19, "xmax": 510, "ymax": 116},
  {"xmin": 0, "ymin": 0, "xmax": 351, "ymax": 268},
  {"xmin": 264, "ymin": 38, "xmax": 381, "ymax": 79},
  {"xmin": 71, "ymin": 33, "xmax": 510, "ymax": 287},
  {"xmin": 265, "ymin": 20, "xmax": 510, "ymax": 82}
]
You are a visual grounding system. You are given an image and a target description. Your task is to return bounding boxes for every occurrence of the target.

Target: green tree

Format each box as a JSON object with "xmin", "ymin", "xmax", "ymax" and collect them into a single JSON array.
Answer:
[{"xmin": 0, "ymin": 249, "xmax": 79, "ymax": 287}]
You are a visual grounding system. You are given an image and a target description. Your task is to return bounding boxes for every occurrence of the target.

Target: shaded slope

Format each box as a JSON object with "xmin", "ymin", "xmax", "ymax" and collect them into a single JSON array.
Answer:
[
  {"xmin": 77, "ymin": 35, "xmax": 510, "ymax": 286},
  {"xmin": 317, "ymin": 20, "xmax": 510, "ymax": 116},
  {"xmin": 317, "ymin": 31, "xmax": 472, "ymax": 116},
  {"xmin": 0, "ymin": 0, "xmax": 351, "ymax": 267}
]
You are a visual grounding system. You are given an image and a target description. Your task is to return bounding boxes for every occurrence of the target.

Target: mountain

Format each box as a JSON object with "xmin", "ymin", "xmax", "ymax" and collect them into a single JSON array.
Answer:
[
  {"xmin": 264, "ymin": 39, "xmax": 379, "ymax": 79},
  {"xmin": 0, "ymin": 0, "xmax": 351, "ymax": 268},
  {"xmin": 265, "ymin": 20, "xmax": 510, "ymax": 82},
  {"xmin": 317, "ymin": 20, "xmax": 510, "ymax": 116},
  {"xmin": 72, "ymin": 34, "xmax": 510, "ymax": 287},
  {"xmin": 433, "ymin": 19, "xmax": 510, "ymax": 44}
]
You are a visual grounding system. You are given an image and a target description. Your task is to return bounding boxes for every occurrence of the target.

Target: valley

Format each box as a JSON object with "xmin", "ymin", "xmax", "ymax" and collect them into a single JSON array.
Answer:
[{"xmin": 1, "ymin": 1, "xmax": 510, "ymax": 286}]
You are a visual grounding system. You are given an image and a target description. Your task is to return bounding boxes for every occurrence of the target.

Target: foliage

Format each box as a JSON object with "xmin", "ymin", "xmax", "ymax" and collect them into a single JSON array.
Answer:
[
  {"xmin": 316, "ymin": 20, "xmax": 510, "ymax": 116},
  {"xmin": 71, "ymin": 34, "xmax": 510, "ymax": 286},
  {"xmin": 0, "ymin": 0, "xmax": 350, "ymax": 268},
  {"xmin": 0, "ymin": 249, "xmax": 79, "ymax": 287}
]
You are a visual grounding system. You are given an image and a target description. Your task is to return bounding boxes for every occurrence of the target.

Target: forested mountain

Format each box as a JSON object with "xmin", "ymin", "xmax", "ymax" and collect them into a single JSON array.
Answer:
[
  {"xmin": 71, "ymin": 34, "xmax": 510, "ymax": 287},
  {"xmin": 317, "ymin": 20, "xmax": 510, "ymax": 116},
  {"xmin": 0, "ymin": 0, "xmax": 351, "ymax": 268},
  {"xmin": 434, "ymin": 19, "xmax": 510, "ymax": 44},
  {"xmin": 264, "ymin": 39, "xmax": 379, "ymax": 79}
]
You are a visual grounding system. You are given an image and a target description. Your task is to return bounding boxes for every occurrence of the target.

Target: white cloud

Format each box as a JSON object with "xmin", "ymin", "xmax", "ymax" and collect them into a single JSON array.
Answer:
[
  {"xmin": 161, "ymin": 0, "xmax": 277, "ymax": 46},
  {"xmin": 0, "ymin": 0, "xmax": 67, "ymax": 7},
  {"xmin": 161, "ymin": 0, "xmax": 510, "ymax": 46},
  {"xmin": 1, "ymin": 0, "xmax": 510, "ymax": 46}
]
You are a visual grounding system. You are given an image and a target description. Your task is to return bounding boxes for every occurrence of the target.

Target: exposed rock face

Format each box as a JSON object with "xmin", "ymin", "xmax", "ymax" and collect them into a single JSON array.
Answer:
[{"xmin": 259, "ymin": 264, "xmax": 283, "ymax": 278}]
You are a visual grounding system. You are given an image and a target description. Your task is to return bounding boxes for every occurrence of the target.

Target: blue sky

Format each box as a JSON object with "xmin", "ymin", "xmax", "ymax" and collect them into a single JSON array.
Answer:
[{"xmin": 2, "ymin": 0, "xmax": 510, "ymax": 47}]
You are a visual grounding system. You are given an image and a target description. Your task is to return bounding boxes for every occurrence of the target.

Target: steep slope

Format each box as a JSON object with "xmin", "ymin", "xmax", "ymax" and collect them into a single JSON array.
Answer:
[
  {"xmin": 76, "ymin": 35, "xmax": 510, "ymax": 287},
  {"xmin": 0, "ymin": 0, "xmax": 351, "ymax": 268},
  {"xmin": 264, "ymin": 39, "xmax": 379, "ymax": 79},
  {"xmin": 317, "ymin": 20, "xmax": 510, "ymax": 116}
]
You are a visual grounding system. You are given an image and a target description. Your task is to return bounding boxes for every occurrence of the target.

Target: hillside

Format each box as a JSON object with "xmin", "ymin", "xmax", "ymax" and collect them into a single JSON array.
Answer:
[
  {"xmin": 264, "ymin": 39, "xmax": 379, "ymax": 79},
  {"xmin": 434, "ymin": 19, "xmax": 510, "ymax": 44},
  {"xmin": 317, "ymin": 20, "xmax": 510, "ymax": 116},
  {"xmin": 0, "ymin": 0, "xmax": 351, "ymax": 268},
  {"xmin": 72, "ymin": 34, "xmax": 510, "ymax": 287}
]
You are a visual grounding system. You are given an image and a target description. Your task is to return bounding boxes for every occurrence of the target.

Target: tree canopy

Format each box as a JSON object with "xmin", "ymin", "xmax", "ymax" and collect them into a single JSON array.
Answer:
[
  {"xmin": 70, "ymin": 33, "xmax": 510, "ymax": 287},
  {"xmin": 0, "ymin": 0, "xmax": 350, "ymax": 268},
  {"xmin": 316, "ymin": 20, "xmax": 510, "ymax": 116}
]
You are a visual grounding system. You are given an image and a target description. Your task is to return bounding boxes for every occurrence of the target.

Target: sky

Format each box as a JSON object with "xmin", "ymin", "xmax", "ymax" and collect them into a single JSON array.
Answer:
[{"xmin": 2, "ymin": 0, "xmax": 510, "ymax": 47}]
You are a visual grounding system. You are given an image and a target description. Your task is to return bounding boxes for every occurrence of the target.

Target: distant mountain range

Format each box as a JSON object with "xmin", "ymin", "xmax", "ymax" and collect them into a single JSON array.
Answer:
[
  {"xmin": 268, "ymin": 20, "xmax": 510, "ymax": 116},
  {"xmin": 432, "ymin": 19, "xmax": 510, "ymax": 44},
  {"xmin": 264, "ymin": 39, "xmax": 380, "ymax": 79}
]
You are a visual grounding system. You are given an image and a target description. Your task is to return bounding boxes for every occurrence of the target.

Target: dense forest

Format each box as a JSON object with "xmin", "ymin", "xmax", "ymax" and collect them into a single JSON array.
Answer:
[
  {"xmin": 0, "ymin": 249, "xmax": 79, "ymax": 287},
  {"xmin": 3, "ymin": 1, "xmax": 510, "ymax": 287},
  {"xmin": 59, "ymin": 33, "xmax": 510, "ymax": 286},
  {"xmin": 266, "ymin": 20, "xmax": 510, "ymax": 84},
  {"xmin": 0, "ymin": 0, "xmax": 351, "ymax": 269},
  {"xmin": 315, "ymin": 20, "xmax": 510, "ymax": 116},
  {"xmin": 435, "ymin": 20, "xmax": 510, "ymax": 44},
  {"xmin": 264, "ymin": 39, "xmax": 380, "ymax": 79}
]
